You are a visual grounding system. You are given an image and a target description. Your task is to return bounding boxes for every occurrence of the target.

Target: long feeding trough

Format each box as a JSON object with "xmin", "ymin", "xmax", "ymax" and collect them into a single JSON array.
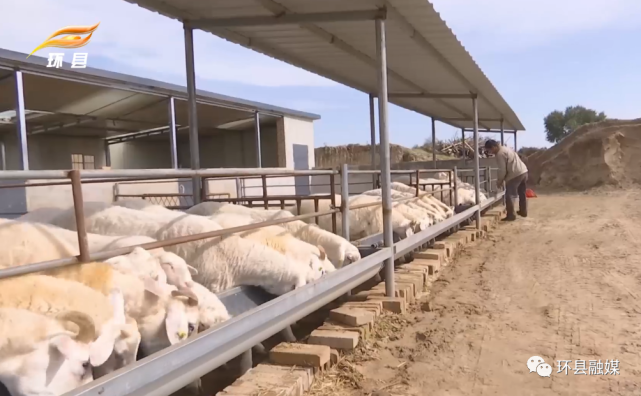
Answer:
[{"xmin": 0, "ymin": 1, "xmax": 523, "ymax": 396}]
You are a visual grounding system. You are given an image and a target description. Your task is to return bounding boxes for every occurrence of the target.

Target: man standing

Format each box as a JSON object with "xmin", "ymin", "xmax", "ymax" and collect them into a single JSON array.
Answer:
[{"xmin": 484, "ymin": 140, "xmax": 528, "ymax": 221}]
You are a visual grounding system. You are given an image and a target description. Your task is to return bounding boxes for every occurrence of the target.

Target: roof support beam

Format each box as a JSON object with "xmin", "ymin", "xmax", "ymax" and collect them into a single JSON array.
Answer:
[
  {"xmin": 250, "ymin": 0, "xmax": 485, "ymax": 128},
  {"xmin": 389, "ymin": 92, "xmax": 477, "ymax": 99},
  {"xmin": 445, "ymin": 117, "xmax": 502, "ymax": 122},
  {"xmin": 187, "ymin": 10, "xmax": 386, "ymax": 29},
  {"xmin": 379, "ymin": 1, "xmax": 511, "ymax": 130},
  {"xmin": 105, "ymin": 125, "xmax": 190, "ymax": 145},
  {"xmin": 463, "ymin": 128, "xmax": 518, "ymax": 134}
]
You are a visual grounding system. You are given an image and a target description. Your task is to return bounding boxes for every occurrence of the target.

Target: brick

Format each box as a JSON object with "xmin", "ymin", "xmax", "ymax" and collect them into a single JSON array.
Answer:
[
  {"xmin": 446, "ymin": 233, "xmax": 469, "ymax": 244},
  {"xmin": 252, "ymin": 365, "xmax": 314, "ymax": 392},
  {"xmin": 343, "ymin": 300, "xmax": 383, "ymax": 317},
  {"xmin": 413, "ymin": 258, "xmax": 440, "ymax": 275},
  {"xmin": 415, "ymin": 249, "xmax": 446, "ymax": 263},
  {"xmin": 308, "ymin": 329, "xmax": 359, "ymax": 350},
  {"xmin": 371, "ymin": 282, "xmax": 412, "ymax": 303},
  {"xmin": 270, "ymin": 343, "xmax": 330, "ymax": 368},
  {"xmin": 396, "ymin": 268, "xmax": 427, "ymax": 285},
  {"xmin": 458, "ymin": 229, "xmax": 477, "ymax": 241},
  {"xmin": 346, "ymin": 291, "xmax": 377, "ymax": 302},
  {"xmin": 367, "ymin": 296, "xmax": 406, "ymax": 314},
  {"xmin": 319, "ymin": 320, "xmax": 370, "ymax": 338},
  {"xmin": 329, "ymin": 307, "xmax": 374, "ymax": 326},
  {"xmin": 398, "ymin": 264, "xmax": 429, "ymax": 273},
  {"xmin": 396, "ymin": 281, "xmax": 416, "ymax": 302},
  {"xmin": 433, "ymin": 241, "xmax": 455, "ymax": 258},
  {"xmin": 395, "ymin": 272, "xmax": 424, "ymax": 288}
]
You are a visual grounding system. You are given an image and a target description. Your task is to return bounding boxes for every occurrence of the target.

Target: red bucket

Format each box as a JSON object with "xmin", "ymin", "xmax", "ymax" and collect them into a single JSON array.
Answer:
[{"xmin": 526, "ymin": 188, "xmax": 537, "ymax": 198}]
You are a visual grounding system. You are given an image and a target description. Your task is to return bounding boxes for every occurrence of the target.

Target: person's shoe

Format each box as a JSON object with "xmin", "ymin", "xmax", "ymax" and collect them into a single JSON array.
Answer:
[
  {"xmin": 502, "ymin": 216, "xmax": 516, "ymax": 222},
  {"xmin": 517, "ymin": 210, "xmax": 528, "ymax": 218}
]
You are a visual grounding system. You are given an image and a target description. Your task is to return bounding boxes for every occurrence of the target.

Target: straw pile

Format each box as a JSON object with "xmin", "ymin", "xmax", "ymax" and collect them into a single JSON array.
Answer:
[{"xmin": 528, "ymin": 118, "xmax": 641, "ymax": 190}]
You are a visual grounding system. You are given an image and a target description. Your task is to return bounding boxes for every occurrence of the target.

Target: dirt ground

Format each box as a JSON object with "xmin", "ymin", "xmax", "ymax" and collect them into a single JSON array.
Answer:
[{"xmin": 314, "ymin": 189, "xmax": 641, "ymax": 396}]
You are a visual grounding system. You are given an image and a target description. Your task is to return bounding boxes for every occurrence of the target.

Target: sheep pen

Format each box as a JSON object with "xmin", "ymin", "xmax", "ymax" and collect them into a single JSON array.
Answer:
[{"xmin": 0, "ymin": 167, "xmax": 498, "ymax": 396}]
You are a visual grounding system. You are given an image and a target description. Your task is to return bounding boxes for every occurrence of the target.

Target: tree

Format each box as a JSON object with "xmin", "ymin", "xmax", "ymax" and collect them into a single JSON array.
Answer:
[{"xmin": 544, "ymin": 106, "xmax": 607, "ymax": 143}]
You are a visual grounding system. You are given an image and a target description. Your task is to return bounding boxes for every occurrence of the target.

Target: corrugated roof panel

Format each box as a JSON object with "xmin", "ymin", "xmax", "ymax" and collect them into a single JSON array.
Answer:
[{"xmin": 122, "ymin": 0, "xmax": 523, "ymax": 131}]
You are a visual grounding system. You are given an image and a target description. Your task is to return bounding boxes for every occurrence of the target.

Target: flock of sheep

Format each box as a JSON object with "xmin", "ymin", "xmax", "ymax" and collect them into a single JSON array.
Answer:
[{"xmin": 0, "ymin": 172, "xmax": 485, "ymax": 396}]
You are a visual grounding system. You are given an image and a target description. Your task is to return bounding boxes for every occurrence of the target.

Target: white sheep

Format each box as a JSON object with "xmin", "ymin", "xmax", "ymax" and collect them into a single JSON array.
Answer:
[
  {"xmin": 0, "ymin": 275, "xmax": 140, "ymax": 379},
  {"xmin": 35, "ymin": 204, "xmax": 313, "ymax": 298},
  {"xmin": 350, "ymin": 194, "xmax": 433, "ymax": 231},
  {"xmin": 278, "ymin": 220, "xmax": 361, "ymax": 268},
  {"xmin": 390, "ymin": 182, "xmax": 454, "ymax": 216},
  {"xmin": 239, "ymin": 225, "xmax": 336, "ymax": 280},
  {"xmin": 0, "ymin": 307, "xmax": 94, "ymax": 396},
  {"xmin": 204, "ymin": 212, "xmax": 253, "ymax": 229},
  {"xmin": 43, "ymin": 261, "xmax": 200, "ymax": 358},
  {"xmin": 189, "ymin": 282, "xmax": 231, "ymax": 330},
  {"xmin": 190, "ymin": 204, "xmax": 361, "ymax": 267},
  {"xmin": 0, "ymin": 219, "xmax": 196, "ymax": 293},
  {"xmin": 361, "ymin": 188, "xmax": 448, "ymax": 223},
  {"xmin": 287, "ymin": 196, "xmax": 415, "ymax": 241}
]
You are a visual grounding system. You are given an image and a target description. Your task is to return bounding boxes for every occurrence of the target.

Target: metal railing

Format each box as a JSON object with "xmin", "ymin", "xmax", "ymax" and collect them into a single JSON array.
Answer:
[{"xmin": 0, "ymin": 165, "xmax": 503, "ymax": 396}]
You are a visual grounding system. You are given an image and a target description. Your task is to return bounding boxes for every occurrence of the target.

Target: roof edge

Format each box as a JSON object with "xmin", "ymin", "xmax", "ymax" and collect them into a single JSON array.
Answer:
[{"xmin": 0, "ymin": 48, "xmax": 321, "ymax": 121}]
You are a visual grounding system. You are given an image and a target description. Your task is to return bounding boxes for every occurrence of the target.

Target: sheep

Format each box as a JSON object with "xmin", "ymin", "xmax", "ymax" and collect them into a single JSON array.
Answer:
[
  {"xmin": 390, "ymin": 182, "xmax": 454, "ymax": 216},
  {"xmin": 0, "ymin": 275, "xmax": 140, "ymax": 379},
  {"xmin": 185, "ymin": 202, "xmax": 239, "ymax": 217},
  {"xmin": 360, "ymin": 188, "xmax": 447, "ymax": 223},
  {"xmin": 277, "ymin": 220, "xmax": 361, "ymax": 268},
  {"xmin": 0, "ymin": 307, "xmax": 95, "ymax": 396},
  {"xmin": 0, "ymin": 219, "xmax": 195, "ymax": 293},
  {"xmin": 189, "ymin": 282, "xmax": 231, "ymax": 331},
  {"xmin": 349, "ymin": 194, "xmax": 433, "ymax": 231},
  {"xmin": 286, "ymin": 195, "xmax": 415, "ymax": 241},
  {"xmin": 0, "ymin": 219, "xmax": 78, "ymax": 269},
  {"xmin": 60, "ymin": 205, "xmax": 315, "ymax": 296},
  {"xmin": 239, "ymin": 225, "xmax": 336, "ymax": 280},
  {"xmin": 42, "ymin": 261, "xmax": 200, "ymax": 358},
  {"xmin": 188, "ymin": 203, "xmax": 361, "ymax": 267},
  {"xmin": 176, "ymin": 227, "xmax": 310, "ymax": 296},
  {"xmin": 207, "ymin": 212, "xmax": 255, "ymax": 229},
  {"xmin": 186, "ymin": 210, "xmax": 335, "ymax": 278}
]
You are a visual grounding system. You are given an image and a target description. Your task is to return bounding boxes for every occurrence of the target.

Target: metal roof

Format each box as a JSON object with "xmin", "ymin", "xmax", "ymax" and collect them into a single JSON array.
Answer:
[
  {"xmin": 120, "ymin": 0, "xmax": 524, "ymax": 132},
  {"xmin": 0, "ymin": 48, "xmax": 321, "ymax": 122}
]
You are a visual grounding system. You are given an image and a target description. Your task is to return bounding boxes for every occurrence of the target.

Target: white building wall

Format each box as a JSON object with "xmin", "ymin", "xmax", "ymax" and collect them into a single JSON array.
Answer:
[
  {"xmin": 282, "ymin": 116, "xmax": 315, "ymax": 170},
  {"xmin": 0, "ymin": 116, "xmax": 317, "ymax": 216}
]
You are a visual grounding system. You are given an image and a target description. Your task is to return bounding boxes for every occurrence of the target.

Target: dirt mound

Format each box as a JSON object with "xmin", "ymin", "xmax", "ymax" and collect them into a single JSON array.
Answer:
[
  {"xmin": 528, "ymin": 118, "xmax": 641, "ymax": 190},
  {"xmin": 315, "ymin": 144, "xmax": 451, "ymax": 169}
]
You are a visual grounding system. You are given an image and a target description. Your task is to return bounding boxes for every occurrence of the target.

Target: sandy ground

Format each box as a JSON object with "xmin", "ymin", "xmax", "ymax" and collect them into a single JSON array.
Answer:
[{"xmin": 315, "ymin": 189, "xmax": 641, "ymax": 396}]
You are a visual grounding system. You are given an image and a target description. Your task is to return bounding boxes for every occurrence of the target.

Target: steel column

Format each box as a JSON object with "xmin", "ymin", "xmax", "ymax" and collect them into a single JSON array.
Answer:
[
  {"xmin": 13, "ymin": 70, "xmax": 28, "ymax": 170},
  {"xmin": 368, "ymin": 93, "xmax": 377, "ymax": 188},
  {"xmin": 472, "ymin": 97, "xmax": 481, "ymax": 229},
  {"xmin": 500, "ymin": 119, "xmax": 504, "ymax": 146},
  {"xmin": 183, "ymin": 24, "xmax": 202, "ymax": 204},
  {"xmin": 460, "ymin": 128, "xmax": 465, "ymax": 163},
  {"xmin": 0, "ymin": 140, "xmax": 6, "ymax": 170},
  {"xmin": 340, "ymin": 164, "xmax": 350, "ymax": 282},
  {"xmin": 514, "ymin": 131, "xmax": 518, "ymax": 152},
  {"xmin": 168, "ymin": 97, "xmax": 178, "ymax": 169},
  {"xmin": 431, "ymin": 118, "xmax": 436, "ymax": 168},
  {"xmin": 69, "ymin": 170, "xmax": 90, "ymax": 263},
  {"xmin": 254, "ymin": 112, "xmax": 262, "ymax": 168},
  {"xmin": 104, "ymin": 141, "xmax": 111, "ymax": 168},
  {"xmin": 375, "ymin": 17, "xmax": 394, "ymax": 298},
  {"xmin": 453, "ymin": 167, "xmax": 459, "ymax": 207}
]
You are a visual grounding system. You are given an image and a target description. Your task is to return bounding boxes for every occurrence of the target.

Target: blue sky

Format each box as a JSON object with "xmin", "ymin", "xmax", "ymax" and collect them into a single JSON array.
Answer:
[{"xmin": 3, "ymin": 0, "xmax": 641, "ymax": 150}]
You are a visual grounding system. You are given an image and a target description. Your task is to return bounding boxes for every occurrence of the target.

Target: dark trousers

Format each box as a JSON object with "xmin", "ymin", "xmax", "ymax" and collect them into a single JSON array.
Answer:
[{"xmin": 505, "ymin": 172, "xmax": 528, "ymax": 218}]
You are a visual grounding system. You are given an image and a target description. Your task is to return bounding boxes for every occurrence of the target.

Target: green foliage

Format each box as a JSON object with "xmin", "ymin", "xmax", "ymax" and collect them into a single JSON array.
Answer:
[{"xmin": 544, "ymin": 106, "xmax": 607, "ymax": 143}]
